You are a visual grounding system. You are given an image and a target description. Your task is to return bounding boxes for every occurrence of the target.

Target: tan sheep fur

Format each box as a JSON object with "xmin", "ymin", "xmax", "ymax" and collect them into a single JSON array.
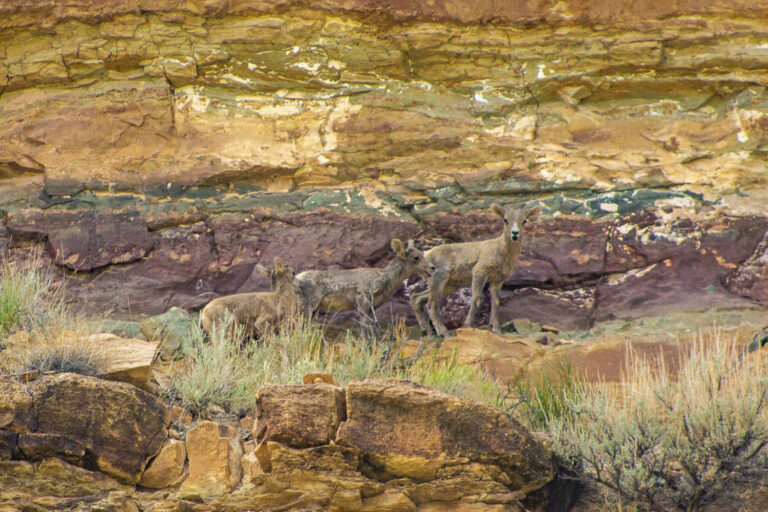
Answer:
[
  {"xmin": 296, "ymin": 238, "xmax": 435, "ymax": 317},
  {"xmin": 411, "ymin": 205, "xmax": 541, "ymax": 337},
  {"xmin": 200, "ymin": 256, "xmax": 301, "ymax": 338}
]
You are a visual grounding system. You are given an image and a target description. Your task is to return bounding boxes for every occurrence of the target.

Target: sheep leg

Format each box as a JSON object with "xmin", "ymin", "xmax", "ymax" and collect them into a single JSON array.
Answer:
[
  {"xmin": 410, "ymin": 289, "xmax": 434, "ymax": 336},
  {"xmin": 463, "ymin": 270, "xmax": 487, "ymax": 328},
  {"xmin": 254, "ymin": 317, "xmax": 273, "ymax": 340},
  {"xmin": 489, "ymin": 281, "xmax": 503, "ymax": 333},
  {"xmin": 426, "ymin": 271, "xmax": 451, "ymax": 338},
  {"xmin": 299, "ymin": 289, "xmax": 321, "ymax": 320}
]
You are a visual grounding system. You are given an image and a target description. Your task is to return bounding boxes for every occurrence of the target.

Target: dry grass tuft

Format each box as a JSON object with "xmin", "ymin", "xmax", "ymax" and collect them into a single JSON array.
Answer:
[
  {"xmin": 0, "ymin": 253, "xmax": 107, "ymax": 376},
  {"xmin": 168, "ymin": 313, "xmax": 504, "ymax": 417}
]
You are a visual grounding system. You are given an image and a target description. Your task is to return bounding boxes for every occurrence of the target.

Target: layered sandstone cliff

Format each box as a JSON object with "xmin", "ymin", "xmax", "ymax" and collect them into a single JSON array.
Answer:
[{"xmin": 2, "ymin": 0, "xmax": 768, "ymax": 327}]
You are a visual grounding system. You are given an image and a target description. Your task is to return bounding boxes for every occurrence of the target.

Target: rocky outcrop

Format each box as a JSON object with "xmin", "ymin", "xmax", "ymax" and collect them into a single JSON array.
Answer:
[
  {"xmin": 219, "ymin": 378, "xmax": 556, "ymax": 510},
  {"xmin": 1, "ymin": 376, "xmax": 560, "ymax": 511},
  {"xmin": 98, "ymin": 333, "xmax": 160, "ymax": 390},
  {"xmin": 254, "ymin": 383, "xmax": 346, "ymax": 449},
  {"xmin": 726, "ymin": 230, "xmax": 768, "ymax": 303},
  {"xmin": 0, "ymin": 373, "xmax": 168, "ymax": 484},
  {"xmin": 138, "ymin": 438, "xmax": 186, "ymax": 489},
  {"xmin": 180, "ymin": 421, "xmax": 243, "ymax": 499},
  {"xmin": 2, "ymin": 0, "xmax": 768, "ymax": 327},
  {"xmin": 337, "ymin": 380, "xmax": 555, "ymax": 492}
]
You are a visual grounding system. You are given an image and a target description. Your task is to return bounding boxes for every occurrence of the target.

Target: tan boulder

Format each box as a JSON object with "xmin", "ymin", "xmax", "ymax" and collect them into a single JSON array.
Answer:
[
  {"xmin": 438, "ymin": 328, "xmax": 544, "ymax": 367},
  {"xmin": 1, "ymin": 331, "xmax": 159, "ymax": 391},
  {"xmin": 96, "ymin": 333, "xmax": 160, "ymax": 391},
  {"xmin": 240, "ymin": 440, "xmax": 264, "ymax": 484},
  {"xmin": 16, "ymin": 373, "xmax": 169, "ymax": 484},
  {"xmin": 0, "ymin": 375, "xmax": 34, "ymax": 432},
  {"xmin": 180, "ymin": 421, "xmax": 243, "ymax": 499},
  {"xmin": 361, "ymin": 490, "xmax": 416, "ymax": 512},
  {"xmin": 17, "ymin": 433, "xmax": 86, "ymax": 465},
  {"xmin": 254, "ymin": 383, "xmax": 346, "ymax": 448},
  {"xmin": 336, "ymin": 379, "xmax": 555, "ymax": 493},
  {"xmin": 138, "ymin": 439, "xmax": 186, "ymax": 489}
]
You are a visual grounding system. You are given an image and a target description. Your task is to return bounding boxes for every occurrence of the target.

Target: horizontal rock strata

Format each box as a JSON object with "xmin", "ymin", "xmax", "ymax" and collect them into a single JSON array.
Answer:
[{"xmin": 2, "ymin": 0, "xmax": 768, "ymax": 326}]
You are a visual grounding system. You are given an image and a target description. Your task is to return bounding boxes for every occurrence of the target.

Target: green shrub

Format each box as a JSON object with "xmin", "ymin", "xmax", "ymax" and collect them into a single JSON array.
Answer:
[
  {"xmin": 169, "ymin": 314, "xmax": 258, "ymax": 416},
  {"xmin": 509, "ymin": 360, "xmax": 579, "ymax": 431},
  {"xmin": 0, "ymin": 255, "xmax": 52, "ymax": 341},
  {"xmin": 169, "ymin": 314, "xmax": 504, "ymax": 417},
  {"xmin": 405, "ymin": 352, "xmax": 500, "ymax": 405},
  {"xmin": 549, "ymin": 331, "xmax": 768, "ymax": 512},
  {"xmin": 0, "ymin": 254, "xmax": 107, "ymax": 376}
]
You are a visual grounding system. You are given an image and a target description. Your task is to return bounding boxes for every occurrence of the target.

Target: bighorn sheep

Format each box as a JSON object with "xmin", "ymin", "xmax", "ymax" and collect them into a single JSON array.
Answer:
[
  {"xmin": 411, "ymin": 205, "xmax": 541, "ymax": 337},
  {"xmin": 200, "ymin": 257, "xmax": 301, "ymax": 339},
  {"xmin": 296, "ymin": 239, "xmax": 435, "ymax": 320}
]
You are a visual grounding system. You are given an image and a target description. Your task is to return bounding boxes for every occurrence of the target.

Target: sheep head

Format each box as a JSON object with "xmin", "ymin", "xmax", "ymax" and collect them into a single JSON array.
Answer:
[
  {"xmin": 491, "ymin": 204, "xmax": 541, "ymax": 242},
  {"xmin": 392, "ymin": 238, "xmax": 436, "ymax": 278}
]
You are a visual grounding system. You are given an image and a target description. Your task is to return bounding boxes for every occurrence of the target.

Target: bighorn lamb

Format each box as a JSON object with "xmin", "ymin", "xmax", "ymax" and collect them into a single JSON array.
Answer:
[
  {"xmin": 296, "ymin": 239, "xmax": 435, "ymax": 318},
  {"xmin": 411, "ymin": 205, "xmax": 540, "ymax": 337},
  {"xmin": 201, "ymin": 257, "xmax": 301, "ymax": 338}
]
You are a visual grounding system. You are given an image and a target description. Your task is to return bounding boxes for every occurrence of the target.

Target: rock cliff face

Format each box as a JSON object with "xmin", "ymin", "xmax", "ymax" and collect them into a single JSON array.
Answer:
[{"xmin": 2, "ymin": 0, "xmax": 768, "ymax": 327}]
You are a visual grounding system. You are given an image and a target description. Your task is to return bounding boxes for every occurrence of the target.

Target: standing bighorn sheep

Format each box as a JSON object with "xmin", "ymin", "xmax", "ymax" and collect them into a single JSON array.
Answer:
[
  {"xmin": 411, "ymin": 204, "xmax": 541, "ymax": 337},
  {"xmin": 201, "ymin": 257, "xmax": 301, "ymax": 339},
  {"xmin": 296, "ymin": 238, "xmax": 435, "ymax": 319}
]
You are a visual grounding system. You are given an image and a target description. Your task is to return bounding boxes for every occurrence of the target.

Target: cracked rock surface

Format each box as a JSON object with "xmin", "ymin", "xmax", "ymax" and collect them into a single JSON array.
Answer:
[{"xmin": 2, "ymin": 0, "xmax": 768, "ymax": 326}]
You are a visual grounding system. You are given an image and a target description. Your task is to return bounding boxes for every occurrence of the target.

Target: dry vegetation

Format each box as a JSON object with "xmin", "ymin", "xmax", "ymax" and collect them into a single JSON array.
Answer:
[
  {"xmin": 4, "ymin": 255, "xmax": 768, "ymax": 510},
  {"xmin": 0, "ymin": 253, "xmax": 106, "ymax": 376},
  {"xmin": 168, "ymin": 313, "xmax": 500, "ymax": 416},
  {"xmin": 548, "ymin": 331, "xmax": 768, "ymax": 512}
]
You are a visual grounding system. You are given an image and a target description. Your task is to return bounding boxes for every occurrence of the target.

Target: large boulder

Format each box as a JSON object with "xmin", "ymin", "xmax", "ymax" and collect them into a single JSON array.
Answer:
[
  {"xmin": 254, "ymin": 383, "xmax": 346, "ymax": 448},
  {"xmin": 0, "ymin": 375, "xmax": 34, "ymax": 432},
  {"xmin": 180, "ymin": 421, "xmax": 243, "ymax": 499},
  {"xmin": 726, "ymin": 230, "xmax": 768, "ymax": 302},
  {"xmin": 138, "ymin": 438, "xmax": 186, "ymax": 489},
  {"xmin": 0, "ymin": 458, "xmax": 131, "ymax": 510},
  {"xmin": 0, "ymin": 373, "xmax": 168, "ymax": 484},
  {"xmin": 336, "ymin": 379, "xmax": 555, "ymax": 493},
  {"xmin": 95, "ymin": 333, "xmax": 160, "ymax": 390}
]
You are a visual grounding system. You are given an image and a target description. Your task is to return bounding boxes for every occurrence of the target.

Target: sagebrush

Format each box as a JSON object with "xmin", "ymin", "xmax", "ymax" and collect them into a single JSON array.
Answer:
[{"xmin": 549, "ymin": 331, "xmax": 768, "ymax": 512}]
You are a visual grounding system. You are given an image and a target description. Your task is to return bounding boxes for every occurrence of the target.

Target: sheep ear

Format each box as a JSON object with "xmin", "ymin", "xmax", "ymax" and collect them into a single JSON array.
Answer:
[
  {"xmin": 273, "ymin": 257, "xmax": 285, "ymax": 273},
  {"xmin": 526, "ymin": 206, "xmax": 542, "ymax": 220},
  {"xmin": 256, "ymin": 264, "xmax": 270, "ymax": 278},
  {"xmin": 391, "ymin": 238, "xmax": 405, "ymax": 257},
  {"xmin": 491, "ymin": 204, "xmax": 504, "ymax": 218},
  {"xmin": 406, "ymin": 239, "xmax": 416, "ymax": 250}
]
